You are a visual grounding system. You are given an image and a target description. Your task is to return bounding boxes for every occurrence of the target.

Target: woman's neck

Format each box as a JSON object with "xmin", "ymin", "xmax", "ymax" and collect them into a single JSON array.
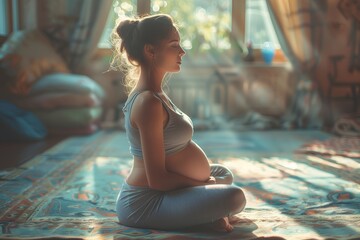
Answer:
[{"xmin": 137, "ymin": 66, "xmax": 166, "ymax": 93}]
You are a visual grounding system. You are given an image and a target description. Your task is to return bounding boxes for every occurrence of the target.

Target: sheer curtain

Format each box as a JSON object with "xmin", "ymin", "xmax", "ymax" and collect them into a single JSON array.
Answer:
[
  {"xmin": 266, "ymin": 0, "xmax": 327, "ymax": 128},
  {"xmin": 36, "ymin": 0, "xmax": 112, "ymax": 73}
]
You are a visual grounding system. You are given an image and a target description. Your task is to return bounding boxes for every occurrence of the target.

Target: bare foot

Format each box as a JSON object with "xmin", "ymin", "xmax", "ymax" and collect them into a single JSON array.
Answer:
[
  {"xmin": 228, "ymin": 215, "xmax": 241, "ymax": 224},
  {"xmin": 211, "ymin": 217, "xmax": 234, "ymax": 233}
]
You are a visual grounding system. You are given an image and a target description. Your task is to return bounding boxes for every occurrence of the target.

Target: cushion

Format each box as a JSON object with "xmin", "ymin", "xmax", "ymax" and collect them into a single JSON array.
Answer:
[
  {"xmin": 29, "ymin": 73, "xmax": 105, "ymax": 99},
  {"xmin": 0, "ymin": 29, "xmax": 70, "ymax": 96},
  {"xmin": 0, "ymin": 100, "xmax": 47, "ymax": 141},
  {"xmin": 13, "ymin": 92, "xmax": 101, "ymax": 110},
  {"xmin": 33, "ymin": 107, "xmax": 102, "ymax": 128}
]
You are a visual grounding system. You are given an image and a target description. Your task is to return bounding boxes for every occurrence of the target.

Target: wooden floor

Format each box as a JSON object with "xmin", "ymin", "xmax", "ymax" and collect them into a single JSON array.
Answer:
[{"xmin": 0, "ymin": 136, "xmax": 67, "ymax": 170}]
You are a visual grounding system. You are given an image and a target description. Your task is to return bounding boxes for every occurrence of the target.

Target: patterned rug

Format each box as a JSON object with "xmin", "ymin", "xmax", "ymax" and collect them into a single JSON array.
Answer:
[
  {"xmin": 0, "ymin": 130, "xmax": 359, "ymax": 240},
  {"xmin": 296, "ymin": 136, "xmax": 360, "ymax": 158}
]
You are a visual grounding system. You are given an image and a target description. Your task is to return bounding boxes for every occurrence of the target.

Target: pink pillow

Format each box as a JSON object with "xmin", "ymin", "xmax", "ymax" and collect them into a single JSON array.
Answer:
[{"xmin": 0, "ymin": 30, "xmax": 70, "ymax": 96}]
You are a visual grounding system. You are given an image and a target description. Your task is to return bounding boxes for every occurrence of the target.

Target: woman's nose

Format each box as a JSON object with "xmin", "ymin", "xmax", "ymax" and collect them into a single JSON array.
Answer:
[{"xmin": 180, "ymin": 47, "xmax": 186, "ymax": 56}]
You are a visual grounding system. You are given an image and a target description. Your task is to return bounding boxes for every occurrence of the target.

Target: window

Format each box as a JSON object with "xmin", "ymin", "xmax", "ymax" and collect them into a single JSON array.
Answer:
[
  {"xmin": 98, "ymin": 0, "xmax": 285, "ymax": 62},
  {"xmin": 98, "ymin": 0, "xmax": 137, "ymax": 48},
  {"xmin": 0, "ymin": 0, "xmax": 19, "ymax": 35},
  {"xmin": 151, "ymin": 0, "xmax": 232, "ymax": 55},
  {"xmin": 0, "ymin": 0, "xmax": 8, "ymax": 35},
  {"xmin": 98, "ymin": 0, "xmax": 232, "ymax": 54},
  {"xmin": 245, "ymin": 0, "xmax": 280, "ymax": 49}
]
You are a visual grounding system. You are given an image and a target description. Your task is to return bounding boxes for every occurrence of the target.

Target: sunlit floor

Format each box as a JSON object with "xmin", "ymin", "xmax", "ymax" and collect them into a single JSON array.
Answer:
[
  {"xmin": 0, "ymin": 129, "xmax": 359, "ymax": 240},
  {"xmin": 193, "ymin": 129, "xmax": 332, "ymax": 156}
]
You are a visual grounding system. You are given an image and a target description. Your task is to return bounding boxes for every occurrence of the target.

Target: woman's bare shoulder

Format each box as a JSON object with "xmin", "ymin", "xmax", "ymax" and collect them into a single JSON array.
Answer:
[
  {"xmin": 132, "ymin": 91, "xmax": 163, "ymax": 120},
  {"xmin": 135, "ymin": 91, "xmax": 162, "ymax": 106}
]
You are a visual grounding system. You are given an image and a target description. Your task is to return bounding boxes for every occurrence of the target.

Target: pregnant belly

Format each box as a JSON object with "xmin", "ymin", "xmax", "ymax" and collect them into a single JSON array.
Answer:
[{"xmin": 165, "ymin": 140, "xmax": 211, "ymax": 182}]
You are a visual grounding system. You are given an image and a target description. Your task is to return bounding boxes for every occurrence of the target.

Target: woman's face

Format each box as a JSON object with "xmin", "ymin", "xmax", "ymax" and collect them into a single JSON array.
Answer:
[{"xmin": 154, "ymin": 27, "xmax": 186, "ymax": 72}]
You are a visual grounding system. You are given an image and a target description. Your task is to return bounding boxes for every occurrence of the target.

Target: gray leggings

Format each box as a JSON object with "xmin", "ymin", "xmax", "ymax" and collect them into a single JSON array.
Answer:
[{"xmin": 116, "ymin": 164, "xmax": 246, "ymax": 230}]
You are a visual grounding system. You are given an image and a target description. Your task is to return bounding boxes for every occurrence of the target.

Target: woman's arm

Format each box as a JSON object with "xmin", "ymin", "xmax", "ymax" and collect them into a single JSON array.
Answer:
[{"xmin": 134, "ymin": 91, "xmax": 214, "ymax": 191}]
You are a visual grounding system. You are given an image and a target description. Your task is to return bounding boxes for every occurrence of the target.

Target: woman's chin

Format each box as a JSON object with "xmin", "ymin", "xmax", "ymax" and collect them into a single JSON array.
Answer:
[{"xmin": 169, "ymin": 67, "xmax": 181, "ymax": 73}]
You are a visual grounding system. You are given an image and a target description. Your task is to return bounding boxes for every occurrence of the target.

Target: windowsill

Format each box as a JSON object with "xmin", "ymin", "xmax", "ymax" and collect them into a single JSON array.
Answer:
[
  {"xmin": 95, "ymin": 47, "xmax": 290, "ymax": 69},
  {"xmin": 213, "ymin": 62, "xmax": 292, "ymax": 77},
  {"xmin": 236, "ymin": 61, "xmax": 291, "ymax": 68}
]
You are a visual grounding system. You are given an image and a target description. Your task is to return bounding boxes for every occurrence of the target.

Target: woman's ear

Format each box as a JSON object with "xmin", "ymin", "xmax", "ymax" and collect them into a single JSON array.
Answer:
[{"xmin": 144, "ymin": 44, "xmax": 155, "ymax": 60}]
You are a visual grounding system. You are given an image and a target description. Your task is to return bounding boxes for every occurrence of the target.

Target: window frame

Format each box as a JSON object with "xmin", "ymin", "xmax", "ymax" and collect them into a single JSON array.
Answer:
[
  {"xmin": 0, "ymin": 0, "xmax": 16, "ymax": 35},
  {"xmin": 233, "ymin": 0, "xmax": 286, "ymax": 63},
  {"xmin": 97, "ymin": 0, "xmax": 286, "ymax": 63},
  {"xmin": 96, "ymin": 0, "xmax": 150, "ymax": 57}
]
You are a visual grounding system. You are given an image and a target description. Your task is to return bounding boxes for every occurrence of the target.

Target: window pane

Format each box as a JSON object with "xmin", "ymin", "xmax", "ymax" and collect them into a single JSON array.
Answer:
[
  {"xmin": 0, "ymin": 0, "xmax": 8, "ymax": 35},
  {"xmin": 245, "ymin": 0, "xmax": 280, "ymax": 49},
  {"xmin": 151, "ymin": 0, "xmax": 232, "ymax": 55},
  {"xmin": 98, "ymin": 0, "xmax": 137, "ymax": 48}
]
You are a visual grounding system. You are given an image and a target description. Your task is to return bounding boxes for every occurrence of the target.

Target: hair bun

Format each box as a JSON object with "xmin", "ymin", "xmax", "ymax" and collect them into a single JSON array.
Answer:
[{"xmin": 116, "ymin": 19, "xmax": 139, "ymax": 40}]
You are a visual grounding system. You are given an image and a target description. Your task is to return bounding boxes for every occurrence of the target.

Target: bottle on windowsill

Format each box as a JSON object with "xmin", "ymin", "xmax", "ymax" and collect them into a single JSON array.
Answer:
[{"xmin": 244, "ymin": 39, "xmax": 254, "ymax": 62}]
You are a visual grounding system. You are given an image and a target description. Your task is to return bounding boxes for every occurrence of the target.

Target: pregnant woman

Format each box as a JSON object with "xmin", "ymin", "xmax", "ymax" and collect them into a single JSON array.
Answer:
[{"xmin": 113, "ymin": 14, "xmax": 246, "ymax": 232}]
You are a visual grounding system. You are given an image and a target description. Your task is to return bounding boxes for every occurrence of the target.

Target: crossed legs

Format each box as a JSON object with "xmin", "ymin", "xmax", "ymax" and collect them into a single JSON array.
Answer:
[{"xmin": 116, "ymin": 163, "xmax": 246, "ymax": 230}]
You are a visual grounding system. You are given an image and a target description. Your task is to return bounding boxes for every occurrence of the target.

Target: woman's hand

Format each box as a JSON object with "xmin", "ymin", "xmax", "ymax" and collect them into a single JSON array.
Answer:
[{"xmin": 205, "ymin": 176, "xmax": 216, "ymax": 185}]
